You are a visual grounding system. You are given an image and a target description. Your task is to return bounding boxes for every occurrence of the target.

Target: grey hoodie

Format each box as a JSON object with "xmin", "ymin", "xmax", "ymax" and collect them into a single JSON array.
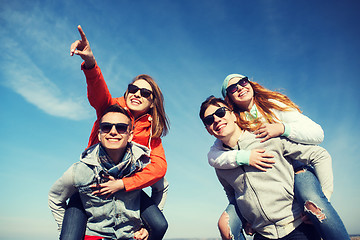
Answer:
[
  {"xmin": 215, "ymin": 131, "xmax": 333, "ymax": 238},
  {"xmin": 48, "ymin": 142, "xmax": 150, "ymax": 239}
]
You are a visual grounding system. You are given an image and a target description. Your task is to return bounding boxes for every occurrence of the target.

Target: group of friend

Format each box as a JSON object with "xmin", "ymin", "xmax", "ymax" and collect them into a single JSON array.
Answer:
[{"xmin": 48, "ymin": 26, "xmax": 350, "ymax": 240}]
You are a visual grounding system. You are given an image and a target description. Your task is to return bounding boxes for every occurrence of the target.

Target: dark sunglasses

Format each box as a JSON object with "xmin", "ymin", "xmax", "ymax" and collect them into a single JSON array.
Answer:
[
  {"xmin": 99, "ymin": 122, "xmax": 129, "ymax": 134},
  {"xmin": 128, "ymin": 84, "xmax": 153, "ymax": 98},
  {"xmin": 202, "ymin": 107, "xmax": 230, "ymax": 126},
  {"xmin": 226, "ymin": 77, "xmax": 249, "ymax": 95}
]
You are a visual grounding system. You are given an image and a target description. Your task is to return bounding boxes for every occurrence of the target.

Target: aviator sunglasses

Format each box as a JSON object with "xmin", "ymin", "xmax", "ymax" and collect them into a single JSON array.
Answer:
[
  {"xmin": 99, "ymin": 122, "xmax": 129, "ymax": 134},
  {"xmin": 226, "ymin": 77, "xmax": 249, "ymax": 95},
  {"xmin": 127, "ymin": 84, "xmax": 153, "ymax": 98},
  {"xmin": 203, "ymin": 107, "xmax": 230, "ymax": 126}
]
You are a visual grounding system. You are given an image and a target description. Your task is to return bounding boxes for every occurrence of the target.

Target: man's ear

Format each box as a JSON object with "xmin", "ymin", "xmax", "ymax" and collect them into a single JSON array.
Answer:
[
  {"xmin": 205, "ymin": 126, "xmax": 214, "ymax": 136},
  {"xmin": 229, "ymin": 111, "xmax": 237, "ymax": 122},
  {"xmin": 98, "ymin": 130, "xmax": 102, "ymax": 142},
  {"xmin": 128, "ymin": 131, "xmax": 134, "ymax": 143}
]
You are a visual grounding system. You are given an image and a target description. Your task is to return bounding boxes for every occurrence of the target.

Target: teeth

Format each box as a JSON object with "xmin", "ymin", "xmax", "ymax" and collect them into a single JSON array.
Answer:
[
  {"xmin": 216, "ymin": 124, "xmax": 226, "ymax": 131},
  {"xmin": 131, "ymin": 99, "xmax": 141, "ymax": 105},
  {"xmin": 239, "ymin": 91, "xmax": 247, "ymax": 96},
  {"xmin": 108, "ymin": 139, "xmax": 120, "ymax": 142}
]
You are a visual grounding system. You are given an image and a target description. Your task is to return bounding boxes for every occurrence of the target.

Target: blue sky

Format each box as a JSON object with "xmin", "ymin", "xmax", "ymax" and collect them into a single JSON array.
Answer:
[{"xmin": 1, "ymin": 0, "xmax": 360, "ymax": 239}]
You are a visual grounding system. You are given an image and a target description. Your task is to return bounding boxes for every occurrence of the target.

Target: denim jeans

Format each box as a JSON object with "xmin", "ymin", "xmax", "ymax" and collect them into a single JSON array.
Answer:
[
  {"xmin": 225, "ymin": 166, "xmax": 350, "ymax": 240},
  {"xmin": 223, "ymin": 203, "xmax": 246, "ymax": 240},
  {"xmin": 294, "ymin": 167, "xmax": 350, "ymax": 240},
  {"xmin": 60, "ymin": 191, "xmax": 167, "ymax": 240},
  {"xmin": 254, "ymin": 223, "xmax": 320, "ymax": 240},
  {"xmin": 60, "ymin": 192, "xmax": 87, "ymax": 240},
  {"xmin": 140, "ymin": 191, "xmax": 168, "ymax": 240}
]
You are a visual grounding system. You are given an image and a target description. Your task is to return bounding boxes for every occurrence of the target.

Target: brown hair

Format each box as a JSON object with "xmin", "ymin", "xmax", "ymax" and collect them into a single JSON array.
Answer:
[
  {"xmin": 199, "ymin": 96, "xmax": 258, "ymax": 132},
  {"xmin": 225, "ymin": 81, "xmax": 301, "ymax": 124},
  {"xmin": 100, "ymin": 104, "xmax": 133, "ymax": 130},
  {"xmin": 124, "ymin": 74, "xmax": 170, "ymax": 138}
]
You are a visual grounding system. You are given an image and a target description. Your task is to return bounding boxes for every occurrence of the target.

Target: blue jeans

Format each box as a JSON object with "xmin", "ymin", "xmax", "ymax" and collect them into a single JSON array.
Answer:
[
  {"xmin": 225, "ymin": 167, "xmax": 350, "ymax": 240},
  {"xmin": 60, "ymin": 192, "xmax": 87, "ymax": 240},
  {"xmin": 294, "ymin": 167, "xmax": 350, "ymax": 240},
  {"xmin": 140, "ymin": 191, "xmax": 168, "ymax": 240},
  {"xmin": 223, "ymin": 203, "xmax": 246, "ymax": 240},
  {"xmin": 254, "ymin": 223, "xmax": 320, "ymax": 240},
  {"xmin": 60, "ymin": 191, "xmax": 167, "ymax": 240}
]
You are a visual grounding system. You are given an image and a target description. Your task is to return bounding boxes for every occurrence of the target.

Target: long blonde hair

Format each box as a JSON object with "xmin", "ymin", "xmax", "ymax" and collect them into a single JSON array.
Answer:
[{"xmin": 225, "ymin": 81, "xmax": 301, "ymax": 124}]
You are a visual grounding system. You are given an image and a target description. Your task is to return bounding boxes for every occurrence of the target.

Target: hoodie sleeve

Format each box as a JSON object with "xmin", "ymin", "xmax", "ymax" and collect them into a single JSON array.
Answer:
[
  {"xmin": 282, "ymin": 139, "xmax": 333, "ymax": 200},
  {"xmin": 208, "ymin": 139, "xmax": 250, "ymax": 169},
  {"xmin": 271, "ymin": 100, "xmax": 324, "ymax": 145},
  {"xmin": 215, "ymin": 170, "xmax": 237, "ymax": 204},
  {"xmin": 48, "ymin": 165, "xmax": 77, "ymax": 231}
]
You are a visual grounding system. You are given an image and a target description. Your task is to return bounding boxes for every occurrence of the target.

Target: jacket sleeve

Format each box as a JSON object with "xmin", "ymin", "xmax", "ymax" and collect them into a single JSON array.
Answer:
[
  {"xmin": 82, "ymin": 61, "xmax": 116, "ymax": 120},
  {"xmin": 150, "ymin": 177, "xmax": 169, "ymax": 211},
  {"xmin": 122, "ymin": 137, "xmax": 167, "ymax": 191},
  {"xmin": 208, "ymin": 139, "xmax": 250, "ymax": 169},
  {"xmin": 272, "ymin": 101, "xmax": 324, "ymax": 145},
  {"xmin": 48, "ymin": 165, "xmax": 77, "ymax": 231},
  {"xmin": 282, "ymin": 139, "xmax": 333, "ymax": 199},
  {"xmin": 215, "ymin": 170, "xmax": 237, "ymax": 205}
]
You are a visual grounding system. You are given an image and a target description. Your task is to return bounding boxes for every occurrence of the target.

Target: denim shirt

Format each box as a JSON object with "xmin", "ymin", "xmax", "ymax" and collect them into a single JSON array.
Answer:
[{"xmin": 49, "ymin": 142, "xmax": 150, "ymax": 239}]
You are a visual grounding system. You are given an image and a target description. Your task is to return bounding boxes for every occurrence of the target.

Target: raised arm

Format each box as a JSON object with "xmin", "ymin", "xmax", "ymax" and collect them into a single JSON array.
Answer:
[
  {"xmin": 70, "ymin": 25, "xmax": 96, "ymax": 69},
  {"xmin": 82, "ymin": 62, "xmax": 115, "ymax": 120},
  {"xmin": 70, "ymin": 25, "xmax": 114, "ymax": 119}
]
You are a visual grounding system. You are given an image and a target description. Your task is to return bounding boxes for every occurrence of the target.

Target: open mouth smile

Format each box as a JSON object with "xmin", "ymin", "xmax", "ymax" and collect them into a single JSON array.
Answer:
[{"xmin": 130, "ymin": 98, "xmax": 142, "ymax": 105}]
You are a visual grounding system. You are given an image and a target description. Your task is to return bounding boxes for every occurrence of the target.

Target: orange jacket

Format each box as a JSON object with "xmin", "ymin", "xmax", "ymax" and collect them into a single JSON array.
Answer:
[{"xmin": 82, "ymin": 62, "xmax": 167, "ymax": 192}]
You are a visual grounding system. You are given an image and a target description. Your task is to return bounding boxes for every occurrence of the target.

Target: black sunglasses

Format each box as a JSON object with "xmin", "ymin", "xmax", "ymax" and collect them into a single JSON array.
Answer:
[
  {"xmin": 226, "ymin": 77, "xmax": 249, "ymax": 95},
  {"xmin": 99, "ymin": 122, "xmax": 129, "ymax": 134},
  {"xmin": 202, "ymin": 107, "xmax": 230, "ymax": 126},
  {"xmin": 128, "ymin": 84, "xmax": 153, "ymax": 98}
]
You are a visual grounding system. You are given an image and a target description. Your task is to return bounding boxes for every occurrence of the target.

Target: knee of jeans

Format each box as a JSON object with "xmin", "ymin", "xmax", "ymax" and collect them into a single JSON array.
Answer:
[
  {"xmin": 218, "ymin": 211, "xmax": 234, "ymax": 240},
  {"xmin": 304, "ymin": 200, "xmax": 327, "ymax": 223},
  {"xmin": 158, "ymin": 218, "xmax": 168, "ymax": 234}
]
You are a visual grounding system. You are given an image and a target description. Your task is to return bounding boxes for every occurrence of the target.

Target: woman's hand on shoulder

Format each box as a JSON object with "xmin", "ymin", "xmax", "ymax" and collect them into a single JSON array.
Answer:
[
  {"xmin": 70, "ymin": 25, "xmax": 95, "ymax": 68},
  {"xmin": 254, "ymin": 123, "xmax": 284, "ymax": 142}
]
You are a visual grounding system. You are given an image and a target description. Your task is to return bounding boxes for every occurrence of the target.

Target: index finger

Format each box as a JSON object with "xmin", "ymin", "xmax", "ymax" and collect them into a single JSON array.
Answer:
[{"xmin": 77, "ymin": 25, "xmax": 87, "ymax": 42}]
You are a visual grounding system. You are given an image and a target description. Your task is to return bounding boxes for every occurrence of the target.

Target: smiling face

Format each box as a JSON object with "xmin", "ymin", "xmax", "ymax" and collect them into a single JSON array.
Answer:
[
  {"xmin": 227, "ymin": 77, "xmax": 254, "ymax": 111},
  {"xmin": 125, "ymin": 79, "xmax": 154, "ymax": 119},
  {"xmin": 204, "ymin": 103, "xmax": 238, "ymax": 141},
  {"xmin": 98, "ymin": 112, "xmax": 133, "ymax": 152}
]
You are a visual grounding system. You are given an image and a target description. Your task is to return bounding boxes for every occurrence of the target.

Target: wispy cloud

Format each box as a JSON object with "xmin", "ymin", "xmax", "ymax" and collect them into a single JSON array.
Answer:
[
  {"xmin": 0, "ymin": 4, "xmax": 91, "ymax": 121},
  {"xmin": 1, "ymin": 37, "xmax": 91, "ymax": 121}
]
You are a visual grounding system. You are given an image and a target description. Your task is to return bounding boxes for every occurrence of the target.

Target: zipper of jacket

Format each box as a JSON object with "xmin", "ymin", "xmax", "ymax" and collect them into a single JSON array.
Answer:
[
  {"xmin": 134, "ymin": 113, "xmax": 153, "ymax": 150},
  {"xmin": 237, "ymin": 142, "xmax": 275, "ymax": 227},
  {"xmin": 241, "ymin": 165, "xmax": 279, "ymax": 234}
]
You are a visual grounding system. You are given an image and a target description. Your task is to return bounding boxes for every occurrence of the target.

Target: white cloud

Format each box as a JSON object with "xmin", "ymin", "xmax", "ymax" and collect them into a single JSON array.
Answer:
[
  {"xmin": 0, "ymin": 4, "xmax": 92, "ymax": 121},
  {"xmin": 1, "ymin": 37, "xmax": 91, "ymax": 121}
]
